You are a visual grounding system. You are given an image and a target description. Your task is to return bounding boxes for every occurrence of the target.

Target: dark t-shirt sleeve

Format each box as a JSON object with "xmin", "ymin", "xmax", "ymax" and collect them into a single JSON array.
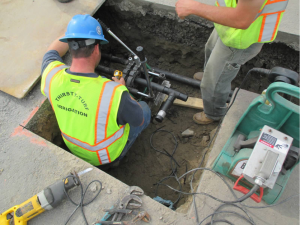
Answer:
[
  {"xmin": 117, "ymin": 92, "xmax": 144, "ymax": 127},
  {"xmin": 41, "ymin": 50, "xmax": 64, "ymax": 74}
]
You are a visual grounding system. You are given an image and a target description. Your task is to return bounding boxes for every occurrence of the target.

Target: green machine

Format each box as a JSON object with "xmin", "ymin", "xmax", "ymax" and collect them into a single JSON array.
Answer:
[{"xmin": 213, "ymin": 67, "xmax": 299, "ymax": 204}]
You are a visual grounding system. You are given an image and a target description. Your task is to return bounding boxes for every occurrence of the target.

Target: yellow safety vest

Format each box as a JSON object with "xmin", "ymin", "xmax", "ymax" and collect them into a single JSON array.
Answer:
[
  {"xmin": 214, "ymin": 0, "xmax": 289, "ymax": 49},
  {"xmin": 41, "ymin": 61, "xmax": 130, "ymax": 166}
]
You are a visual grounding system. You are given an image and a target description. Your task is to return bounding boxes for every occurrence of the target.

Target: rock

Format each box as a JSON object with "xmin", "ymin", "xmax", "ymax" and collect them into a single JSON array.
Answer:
[
  {"xmin": 89, "ymin": 183, "xmax": 98, "ymax": 192},
  {"xmin": 200, "ymin": 135, "xmax": 210, "ymax": 146},
  {"xmin": 106, "ymin": 188, "xmax": 112, "ymax": 194},
  {"xmin": 182, "ymin": 129, "xmax": 194, "ymax": 138},
  {"xmin": 159, "ymin": 216, "xmax": 163, "ymax": 220}
]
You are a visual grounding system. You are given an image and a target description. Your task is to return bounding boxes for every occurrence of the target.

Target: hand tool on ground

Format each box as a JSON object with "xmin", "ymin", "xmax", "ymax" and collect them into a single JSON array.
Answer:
[
  {"xmin": 122, "ymin": 186, "xmax": 144, "ymax": 197},
  {"xmin": 110, "ymin": 186, "xmax": 144, "ymax": 222},
  {"xmin": 97, "ymin": 194, "xmax": 143, "ymax": 225},
  {"xmin": 0, "ymin": 168, "xmax": 92, "ymax": 225},
  {"xmin": 96, "ymin": 210, "xmax": 150, "ymax": 225},
  {"xmin": 113, "ymin": 194, "xmax": 143, "ymax": 221}
]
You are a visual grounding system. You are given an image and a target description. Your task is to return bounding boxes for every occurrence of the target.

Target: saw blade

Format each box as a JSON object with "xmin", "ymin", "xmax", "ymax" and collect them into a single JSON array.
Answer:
[{"xmin": 77, "ymin": 168, "xmax": 93, "ymax": 177}]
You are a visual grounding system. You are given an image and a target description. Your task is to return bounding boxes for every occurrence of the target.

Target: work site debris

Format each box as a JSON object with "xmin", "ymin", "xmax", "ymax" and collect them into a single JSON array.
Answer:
[
  {"xmin": 181, "ymin": 129, "xmax": 194, "ymax": 138},
  {"xmin": 200, "ymin": 135, "xmax": 210, "ymax": 146},
  {"xmin": 0, "ymin": 168, "xmax": 3, "ymax": 175},
  {"xmin": 106, "ymin": 188, "xmax": 112, "ymax": 194},
  {"xmin": 89, "ymin": 183, "xmax": 98, "ymax": 192}
]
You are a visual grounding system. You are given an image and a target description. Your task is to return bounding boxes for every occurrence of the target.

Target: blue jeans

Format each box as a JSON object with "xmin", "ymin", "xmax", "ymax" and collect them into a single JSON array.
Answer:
[{"xmin": 118, "ymin": 101, "xmax": 151, "ymax": 160}]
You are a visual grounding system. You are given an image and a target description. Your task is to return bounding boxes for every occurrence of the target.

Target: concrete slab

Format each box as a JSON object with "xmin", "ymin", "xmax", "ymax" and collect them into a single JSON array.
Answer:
[
  {"xmin": 0, "ymin": 115, "xmax": 194, "ymax": 224},
  {"xmin": 188, "ymin": 89, "xmax": 299, "ymax": 224},
  {"xmin": 0, "ymin": 0, "xmax": 105, "ymax": 99}
]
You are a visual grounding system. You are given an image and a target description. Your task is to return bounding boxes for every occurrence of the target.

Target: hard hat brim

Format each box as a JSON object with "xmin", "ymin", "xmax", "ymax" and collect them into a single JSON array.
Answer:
[{"xmin": 59, "ymin": 34, "xmax": 109, "ymax": 45}]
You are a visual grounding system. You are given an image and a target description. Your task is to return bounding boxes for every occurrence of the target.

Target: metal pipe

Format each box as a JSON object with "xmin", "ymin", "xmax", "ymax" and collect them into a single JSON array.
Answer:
[
  {"xmin": 152, "ymin": 67, "xmax": 201, "ymax": 89},
  {"xmin": 107, "ymin": 30, "xmax": 137, "ymax": 57},
  {"xmin": 148, "ymin": 71, "xmax": 160, "ymax": 77},
  {"xmin": 98, "ymin": 19, "xmax": 138, "ymax": 57},
  {"xmin": 127, "ymin": 87, "xmax": 150, "ymax": 98}
]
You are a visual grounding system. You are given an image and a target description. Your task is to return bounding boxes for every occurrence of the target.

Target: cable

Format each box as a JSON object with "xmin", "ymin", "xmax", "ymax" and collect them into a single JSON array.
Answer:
[
  {"xmin": 150, "ymin": 126, "xmax": 182, "ymax": 206},
  {"xmin": 189, "ymin": 68, "xmax": 265, "ymax": 223},
  {"xmin": 199, "ymin": 211, "xmax": 255, "ymax": 225},
  {"xmin": 63, "ymin": 174, "xmax": 102, "ymax": 225},
  {"xmin": 210, "ymin": 203, "xmax": 254, "ymax": 225}
]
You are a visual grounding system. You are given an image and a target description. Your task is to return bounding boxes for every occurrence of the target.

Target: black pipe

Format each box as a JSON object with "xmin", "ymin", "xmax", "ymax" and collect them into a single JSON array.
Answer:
[
  {"xmin": 101, "ymin": 54, "xmax": 128, "ymax": 65},
  {"xmin": 152, "ymin": 67, "xmax": 201, "ymax": 89},
  {"xmin": 96, "ymin": 65, "xmax": 115, "ymax": 76},
  {"xmin": 156, "ymin": 94, "xmax": 176, "ymax": 122},
  {"xmin": 134, "ymin": 77, "xmax": 188, "ymax": 101}
]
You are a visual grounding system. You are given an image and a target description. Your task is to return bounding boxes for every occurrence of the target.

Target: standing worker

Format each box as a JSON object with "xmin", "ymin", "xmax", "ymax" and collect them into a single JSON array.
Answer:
[
  {"xmin": 176, "ymin": 0, "xmax": 289, "ymax": 124},
  {"xmin": 41, "ymin": 14, "xmax": 151, "ymax": 167}
]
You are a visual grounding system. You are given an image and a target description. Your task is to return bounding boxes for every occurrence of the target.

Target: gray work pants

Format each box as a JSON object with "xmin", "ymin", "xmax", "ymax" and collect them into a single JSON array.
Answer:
[{"xmin": 201, "ymin": 29, "xmax": 264, "ymax": 120}]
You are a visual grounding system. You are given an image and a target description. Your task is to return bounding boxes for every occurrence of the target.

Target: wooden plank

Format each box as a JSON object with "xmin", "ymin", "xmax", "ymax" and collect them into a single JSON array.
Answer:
[
  {"xmin": 166, "ymin": 97, "xmax": 204, "ymax": 110},
  {"xmin": 0, "ymin": 0, "xmax": 105, "ymax": 98}
]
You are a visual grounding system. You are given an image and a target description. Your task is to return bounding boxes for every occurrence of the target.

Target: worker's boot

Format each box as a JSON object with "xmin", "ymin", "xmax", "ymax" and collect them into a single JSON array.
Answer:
[
  {"xmin": 193, "ymin": 112, "xmax": 217, "ymax": 125},
  {"xmin": 193, "ymin": 72, "xmax": 204, "ymax": 81}
]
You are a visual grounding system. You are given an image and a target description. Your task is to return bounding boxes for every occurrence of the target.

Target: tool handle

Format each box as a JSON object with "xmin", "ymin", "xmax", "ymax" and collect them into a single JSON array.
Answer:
[
  {"xmin": 265, "ymin": 82, "xmax": 300, "ymax": 114},
  {"xmin": 98, "ymin": 19, "xmax": 109, "ymax": 32},
  {"xmin": 233, "ymin": 174, "xmax": 264, "ymax": 203},
  {"xmin": 136, "ymin": 46, "xmax": 145, "ymax": 61}
]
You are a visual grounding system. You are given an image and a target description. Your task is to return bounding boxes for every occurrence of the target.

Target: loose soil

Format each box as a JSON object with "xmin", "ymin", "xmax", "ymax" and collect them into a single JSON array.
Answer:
[{"xmin": 27, "ymin": 0, "xmax": 299, "ymax": 210}]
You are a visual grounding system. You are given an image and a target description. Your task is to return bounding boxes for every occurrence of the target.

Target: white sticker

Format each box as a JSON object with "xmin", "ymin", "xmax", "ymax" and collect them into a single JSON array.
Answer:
[
  {"xmin": 274, "ymin": 139, "xmax": 290, "ymax": 154},
  {"xmin": 231, "ymin": 160, "xmax": 248, "ymax": 177},
  {"xmin": 96, "ymin": 26, "xmax": 102, "ymax": 35}
]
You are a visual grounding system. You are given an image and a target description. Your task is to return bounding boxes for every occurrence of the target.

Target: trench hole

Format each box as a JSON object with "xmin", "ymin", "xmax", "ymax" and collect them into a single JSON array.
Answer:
[{"xmin": 26, "ymin": 0, "xmax": 299, "ymax": 210}]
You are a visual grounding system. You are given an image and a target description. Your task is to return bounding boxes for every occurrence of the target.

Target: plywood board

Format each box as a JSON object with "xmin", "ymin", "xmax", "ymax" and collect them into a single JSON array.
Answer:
[
  {"xmin": 166, "ymin": 97, "xmax": 204, "ymax": 109},
  {"xmin": 0, "ymin": 0, "xmax": 105, "ymax": 98}
]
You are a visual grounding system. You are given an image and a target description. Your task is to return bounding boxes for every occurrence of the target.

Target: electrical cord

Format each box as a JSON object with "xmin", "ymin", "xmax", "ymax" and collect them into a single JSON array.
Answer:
[
  {"xmin": 63, "ymin": 174, "xmax": 102, "ymax": 225},
  {"xmin": 188, "ymin": 68, "xmax": 269, "ymax": 224},
  {"xmin": 150, "ymin": 126, "xmax": 182, "ymax": 206},
  {"xmin": 151, "ymin": 68, "xmax": 296, "ymax": 224}
]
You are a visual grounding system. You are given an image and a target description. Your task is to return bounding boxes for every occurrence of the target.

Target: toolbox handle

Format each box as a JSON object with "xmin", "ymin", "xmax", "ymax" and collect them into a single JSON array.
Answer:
[
  {"xmin": 233, "ymin": 174, "xmax": 264, "ymax": 203},
  {"xmin": 266, "ymin": 82, "xmax": 300, "ymax": 114}
]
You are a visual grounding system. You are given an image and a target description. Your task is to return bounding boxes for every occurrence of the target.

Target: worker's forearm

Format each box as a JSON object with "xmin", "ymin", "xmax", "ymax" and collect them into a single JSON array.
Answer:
[
  {"xmin": 47, "ymin": 35, "xmax": 69, "ymax": 57},
  {"xmin": 189, "ymin": 3, "xmax": 247, "ymax": 28},
  {"xmin": 176, "ymin": 0, "xmax": 264, "ymax": 29}
]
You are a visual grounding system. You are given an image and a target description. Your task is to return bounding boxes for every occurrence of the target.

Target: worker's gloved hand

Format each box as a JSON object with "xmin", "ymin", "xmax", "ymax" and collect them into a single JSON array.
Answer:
[{"xmin": 112, "ymin": 77, "xmax": 126, "ymax": 86}]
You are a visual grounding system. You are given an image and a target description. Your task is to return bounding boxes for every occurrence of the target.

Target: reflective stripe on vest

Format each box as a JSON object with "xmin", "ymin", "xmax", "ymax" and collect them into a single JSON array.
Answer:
[
  {"xmin": 62, "ymin": 125, "xmax": 125, "ymax": 164},
  {"xmin": 43, "ymin": 66, "xmax": 127, "ymax": 165},
  {"xmin": 96, "ymin": 81, "xmax": 122, "ymax": 142},
  {"xmin": 215, "ymin": 0, "xmax": 288, "ymax": 45},
  {"xmin": 216, "ymin": 0, "xmax": 226, "ymax": 7},
  {"xmin": 43, "ymin": 64, "xmax": 69, "ymax": 100},
  {"xmin": 257, "ymin": 0, "xmax": 288, "ymax": 42}
]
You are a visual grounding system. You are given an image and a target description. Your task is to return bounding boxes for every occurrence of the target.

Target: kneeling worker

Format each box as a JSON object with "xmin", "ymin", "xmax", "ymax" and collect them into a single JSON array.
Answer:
[{"xmin": 41, "ymin": 14, "xmax": 151, "ymax": 166}]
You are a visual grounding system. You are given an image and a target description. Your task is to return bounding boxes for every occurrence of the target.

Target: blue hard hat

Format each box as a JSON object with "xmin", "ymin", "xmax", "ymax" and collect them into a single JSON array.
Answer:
[{"xmin": 60, "ymin": 14, "xmax": 108, "ymax": 45}]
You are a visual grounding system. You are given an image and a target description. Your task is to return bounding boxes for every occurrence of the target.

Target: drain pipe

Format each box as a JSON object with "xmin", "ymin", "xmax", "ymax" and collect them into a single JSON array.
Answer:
[
  {"xmin": 152, "ymin": 67, "xmax": 201, "ymax": 89},
  {"xmin": 101, "ymin": 54, "xmax": 129, "ymax": 65}
]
